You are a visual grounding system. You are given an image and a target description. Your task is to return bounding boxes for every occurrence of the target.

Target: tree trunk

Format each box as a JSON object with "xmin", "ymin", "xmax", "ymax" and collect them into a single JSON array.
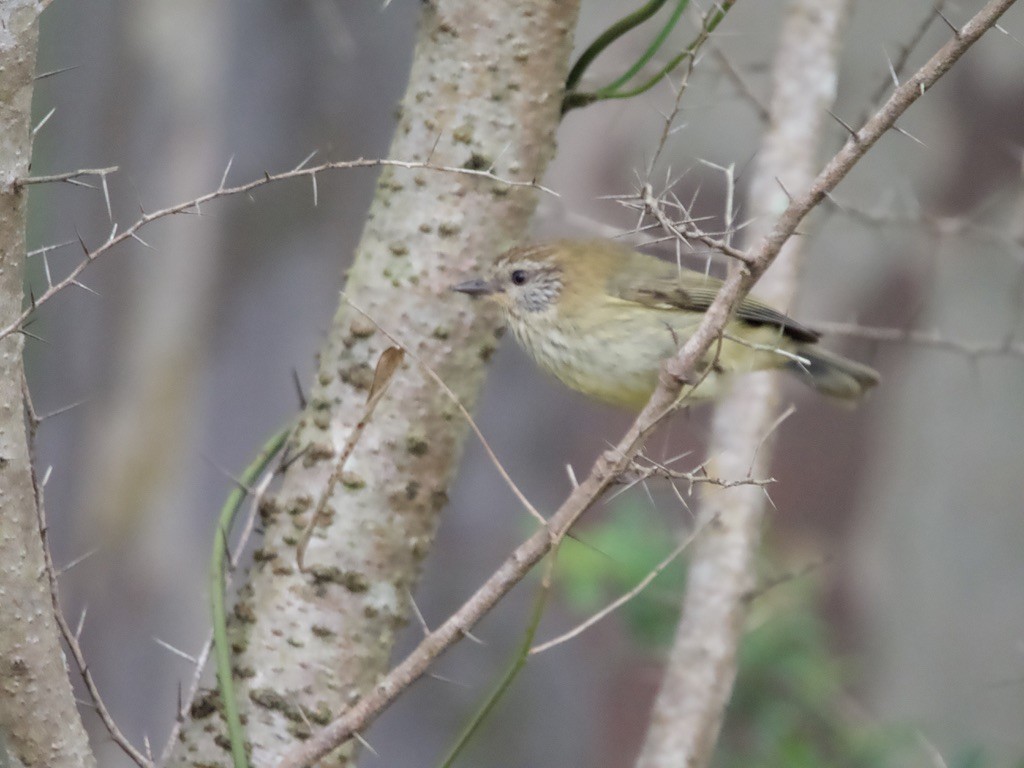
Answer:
[
  {"xmin": 169, "ymin": 1, "xmax": 580, "ymax": 765},
  {"xmin": 635, "ymin": 2, "xmax": 850, "ymax": 767},
  {"xmin": 0, "ymin": 2, "xmax": 96, "ymax": 767}
]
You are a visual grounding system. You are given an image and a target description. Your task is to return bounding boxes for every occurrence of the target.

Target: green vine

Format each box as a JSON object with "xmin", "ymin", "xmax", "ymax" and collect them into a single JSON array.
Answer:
[
  {"xmin": 210, "ymin": 427, "xmax": 290, "ymax": 768},
  {"xmin": 562, "ymin": 0, "xmax": 737, "ymax": 115}
]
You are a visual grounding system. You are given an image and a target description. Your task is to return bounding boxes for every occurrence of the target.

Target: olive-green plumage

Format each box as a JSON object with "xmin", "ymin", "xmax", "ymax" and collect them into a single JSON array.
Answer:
[{"xmin": 454, "ymin": 239, "xmax": 879, "ymax": 409}]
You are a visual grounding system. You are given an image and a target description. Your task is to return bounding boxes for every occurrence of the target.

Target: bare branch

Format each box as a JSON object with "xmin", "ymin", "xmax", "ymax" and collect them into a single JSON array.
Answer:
[
  {"xmin": 13, "ymin": 166, "xmax": 118, "ymax": 190},
  {"xmin": 2, "ymin": 158, "xmax": 557, "ymax": 342}
]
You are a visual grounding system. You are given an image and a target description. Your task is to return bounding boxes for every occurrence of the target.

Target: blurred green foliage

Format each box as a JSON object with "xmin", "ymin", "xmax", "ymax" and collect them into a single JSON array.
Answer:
[{"xmin": 556, "ymin": 501, "xmax": 1018, "ymax": 768}]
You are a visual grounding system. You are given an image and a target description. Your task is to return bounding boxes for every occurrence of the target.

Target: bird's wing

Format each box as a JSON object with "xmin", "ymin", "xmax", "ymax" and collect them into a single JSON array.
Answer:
[{"xmin": 611, "ymin": 269, "xmax": 821, "ymax": 344}]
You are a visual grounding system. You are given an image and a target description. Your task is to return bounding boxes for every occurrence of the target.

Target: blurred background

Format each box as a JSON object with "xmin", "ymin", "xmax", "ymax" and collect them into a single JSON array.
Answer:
[{"xmin": 26, "ymin": 1, "xmax": 1024, "ymax": 766}]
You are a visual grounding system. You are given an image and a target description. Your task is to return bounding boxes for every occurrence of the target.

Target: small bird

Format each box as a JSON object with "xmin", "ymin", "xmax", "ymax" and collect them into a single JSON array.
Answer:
[{"xmin": 453, "ymin": 239, "xmax": 878, "ymax": 409}]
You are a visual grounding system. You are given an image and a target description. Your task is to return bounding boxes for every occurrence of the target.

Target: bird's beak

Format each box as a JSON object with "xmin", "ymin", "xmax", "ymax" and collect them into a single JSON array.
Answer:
[{"xmin": 451, "ymin": 277, "xmax": 496, "ymax": 297}]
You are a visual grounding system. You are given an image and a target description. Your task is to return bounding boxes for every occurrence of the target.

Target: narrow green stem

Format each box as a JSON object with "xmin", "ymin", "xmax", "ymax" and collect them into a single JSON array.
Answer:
[
  {"xmin": 438, "ymin": 552, "xmax": 560, "ymax": 768},
  {"xmin": 601, "ymin": 0, "xmax": 690, "ymax": 94},
  {"xmin": 564, "ymin": 0, "xmax": 736, "ymax": 114},
  {"xmin": 211, "ymin": 427, "xmax": 290, "ymax": 768},
  {"xmin": 565, "ymin": 0, "xmax": 671, "ymax": 92}
]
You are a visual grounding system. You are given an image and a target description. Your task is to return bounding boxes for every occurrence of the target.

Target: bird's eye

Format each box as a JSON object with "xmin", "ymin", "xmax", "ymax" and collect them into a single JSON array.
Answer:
[{"xmin": 510, "ymin": 269, "xmax": 527, "ymax": 286}]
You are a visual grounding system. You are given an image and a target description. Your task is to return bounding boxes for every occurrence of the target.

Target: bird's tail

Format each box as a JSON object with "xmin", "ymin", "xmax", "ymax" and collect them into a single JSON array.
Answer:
[{"xmin": 787, "ymin": 346, "xmax": 880, "ymax": 402}]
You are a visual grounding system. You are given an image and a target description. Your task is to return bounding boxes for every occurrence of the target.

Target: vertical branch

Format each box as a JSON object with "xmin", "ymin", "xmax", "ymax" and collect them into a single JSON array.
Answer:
[
  {"xmin": 0, "ymin": 2, "xmax": 96, "ymax": 767},
  {"xmin": 166, "ymin": 1, "xmax": 581, "ymax": 765},
  {"xmin": 636, "ymin": 2, "xmax": 851, "ymax": 767}
]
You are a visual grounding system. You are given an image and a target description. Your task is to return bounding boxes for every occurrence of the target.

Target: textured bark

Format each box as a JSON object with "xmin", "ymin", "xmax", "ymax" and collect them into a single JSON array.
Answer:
[
  {"xmin": 635, "ymin": 2, "xmax": 850, "ymax": 767},
  {"xmin": 169, "ymin": 1, "xmax": 579, "ymax": 765},
  {"xmin": 0, "ymin": 2, "xmax": 97, "ymax": 767}
]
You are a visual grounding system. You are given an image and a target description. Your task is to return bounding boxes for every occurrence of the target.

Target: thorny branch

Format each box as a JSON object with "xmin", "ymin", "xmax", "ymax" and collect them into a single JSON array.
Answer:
[
  {"xmin": 633, "ymin": 184, "xmax": 753, "ymax": 264},
  {"xmin": 4, "ymin": 157, "xmax": 555, "ymax": 342},
  {"xmin": 12, "ymin": 165, "xmax": 118, "ymax": 189},
  {"xmin": 30, "ymin": 458, "xmax": 152, "ymax": 766},
  {"xmin": 278, "ymin": 3, "xmax": 1018, "ymax": 766}
]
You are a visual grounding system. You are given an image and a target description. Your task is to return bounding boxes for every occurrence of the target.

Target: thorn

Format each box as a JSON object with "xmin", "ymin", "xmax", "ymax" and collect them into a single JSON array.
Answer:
[
  {"xmin": 57, "ymin": 547, "xmax": 99, "ymax": 576},
  {"xmin": 994, "ymin": 23, "xmax": 1024, "ymax": 48},
  {"xmin": 18, "ymin": 327, "xmax": 48, "ymax": 344},
  {"xmin": 220, "ymin": 155, "xmax": 234, "ymax": 190},
  {"xmin": 28, "ymin": 239, "xmax": 76, "ymax": 258},
  {"xmin": 427, "ymin": 131, "xmax": 443, "ymax": 163},
  {"xmin": 130, "ymin": 231, "xmax": 153, "ymax": 249},
  {"xmin": 34, "ymin": 64, "xmax": 81, "ymax": 81},
  {"xmin": 884, "ymin": 50, "xmax": 899, "ymax": 89},
  {"xmin": 407, "ymin": 588, "xmax": 430, "ymax": 636},
  {"xmin": 32, "ymin": 107, "xmax": 56, "ymax": 137},
  {"xmin": 826, "ymin": 108, "xmax": 859, "ymax": 140},
  {"xmin": 75, "ymin": 606, "xmax": 88, "ymax": 641},
  {"xmin": 488, "ymin": 141, "xmax": 513, "ymax": 173},
  {"xmin": 74, "ymin": 228, "xmax": 90, "ymax": 258},
  {"xmin": 153, "ymin": 637, "xmax": 199, "ymax": 663},
  {"xmin": 935, "ymin": 7, "xmax": 961, "ymax": 37},
  {"xmin": 892, "ymin": 123, "xmax": 929, "ymax": 149},
  {"xmin": 205, "ymin": 455, "xmax": 254, "ymax": 496},
  {"xmin": 773, "ymin": 177, "xmax": 793, "ymax": 203},
  {"xmin": 70, "ymin": 279, "xmax": 100, "ymax": 297},
  {"xmin": 428, "ymin": 672, "xmax": 470, "ymax": 688},
  {"xmin": 293, "ymin": 150, "xmax": 317, "ymax": 172},
  {"xmin": 352, "ymin": 732, "xmax": 378, "ymax": 757},
  {"xmin": 101, "ymin": 172, "xmax": 113, "ymax": 222},
  {"xmin": 460, "ymin": 628, "xmax": 486, "ymax": 646},
  {"xmin": 311, "ymin": 172, "xmax": 319, "ymax": 207},
  {"xmin": 280, "ymin": 444, "xmax": 308, "ymax": 471},
  {"xmin": 291, "ymin": 369, "xmax": 307, "ymax": 410},
  {"xmin": 822, "ymin": 190, "xmax": 848, "ymax": 213},
  {"xmin": 219, "ymin": 523, "xmax": 234, "ymax": 564}
]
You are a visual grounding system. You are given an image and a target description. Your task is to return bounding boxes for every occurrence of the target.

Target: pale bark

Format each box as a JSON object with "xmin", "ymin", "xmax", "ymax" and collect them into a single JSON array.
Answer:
[
  {"xmin": 168, "ymin": 1, "xmax": 580, "ymax": 765},
  {"xmin": 636, "ymin": 2, "xmax": 850, "ymax": 767},
  {"xmin": 0, "ymin": 2, "xmax": 96, "ymax": 767}
]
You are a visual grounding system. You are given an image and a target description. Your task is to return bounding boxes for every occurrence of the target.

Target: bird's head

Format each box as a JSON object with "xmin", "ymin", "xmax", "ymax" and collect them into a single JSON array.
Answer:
[{"xmin": 452, "ymin": 243, "xmax": 568, "ymax": 317}]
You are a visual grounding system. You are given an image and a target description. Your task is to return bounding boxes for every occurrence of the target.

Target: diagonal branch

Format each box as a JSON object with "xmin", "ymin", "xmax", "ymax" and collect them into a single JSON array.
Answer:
[{"xmin": 277, "ymin": 4, "xmax": 1018, "ymax": 765}]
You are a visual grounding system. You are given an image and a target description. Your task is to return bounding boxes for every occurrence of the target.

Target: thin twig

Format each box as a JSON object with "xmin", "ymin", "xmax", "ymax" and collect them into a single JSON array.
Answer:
[
  {"xmin": 12, "ymin": 165, "xmax": 118, "ymax": 189},
  {"xmin": 2, "ymin": 158, "xmax": 556, "ymax": 341},
  {"xmin": 343, "ymin": 297, "xmax": 547, "ymax": 527},
  {"xmin": 439, "ymin": 539, "xmax": 564, "ymax": 767},
  {"xmin": 296, "ymin": 346, "xmax": 404, "ymax": 571},
  {"xmin": 530, "ymin": 518, "xmax": 710, "ymax": 655}
]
